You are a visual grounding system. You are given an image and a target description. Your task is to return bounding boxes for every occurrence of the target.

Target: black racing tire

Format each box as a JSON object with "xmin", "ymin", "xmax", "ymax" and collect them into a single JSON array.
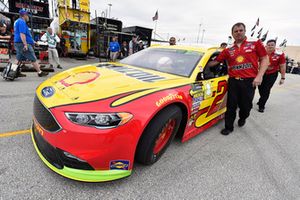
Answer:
[{"xmin": 136, "ymin": 105, "xmax": 182, "ymax": 165}]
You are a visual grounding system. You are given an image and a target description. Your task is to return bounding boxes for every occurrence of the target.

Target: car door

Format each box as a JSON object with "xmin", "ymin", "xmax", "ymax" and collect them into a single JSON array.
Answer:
[{"xmin": 188, "ymin": 50, "xmax": 228, "ymax": 129}]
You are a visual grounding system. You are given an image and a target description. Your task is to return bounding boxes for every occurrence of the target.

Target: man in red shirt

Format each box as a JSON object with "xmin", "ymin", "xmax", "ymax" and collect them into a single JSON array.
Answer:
[
  {"xmin": 257, "ymin": 39, "xmax": 286, "ymax": 113},
  {"xmin": 207, "ymin": 22, "xmax": 269, "ymax": 135}
]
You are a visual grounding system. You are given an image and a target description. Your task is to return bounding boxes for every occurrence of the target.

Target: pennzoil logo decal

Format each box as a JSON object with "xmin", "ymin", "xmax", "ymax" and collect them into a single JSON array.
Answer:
[
  {"xmin": 105, "ymin": 65, "xmax": 166, "ymax": 82},
  {"xmin": 59, "ymin": 71, "xmax": 100, "ymax": 87},
  {"xmin": 110, "ymin": 160, "xmax": 130, "ymax": 170},
  {"xmin": 156, "ymin": 94, "xmax": 183, "ymax": 107}
]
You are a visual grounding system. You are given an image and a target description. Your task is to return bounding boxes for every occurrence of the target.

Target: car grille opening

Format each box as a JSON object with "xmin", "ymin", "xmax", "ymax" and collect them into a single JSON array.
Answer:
[
  {"xmin": 33, "ymin": 96, "xmax": 61, "ymax": 132},
  {"xmin": 32, "ymin": 125, "xmax": 94, "ymax": 170},
  {"xmin": 33, "ymin": 124, "xmax": 64, "ymax": 169}
]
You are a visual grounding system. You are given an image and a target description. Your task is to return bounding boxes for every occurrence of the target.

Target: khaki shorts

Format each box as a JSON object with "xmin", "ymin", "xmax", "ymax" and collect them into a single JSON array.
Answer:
[{"xmin": 110, "ymin": 51, "xmax": 119, "ymax": 61}]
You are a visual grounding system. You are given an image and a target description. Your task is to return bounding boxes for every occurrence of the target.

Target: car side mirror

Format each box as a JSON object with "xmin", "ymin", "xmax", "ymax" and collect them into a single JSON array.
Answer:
[{"xmin": 196, "ymin": 72, "xmax": 205, "ymax": 81}]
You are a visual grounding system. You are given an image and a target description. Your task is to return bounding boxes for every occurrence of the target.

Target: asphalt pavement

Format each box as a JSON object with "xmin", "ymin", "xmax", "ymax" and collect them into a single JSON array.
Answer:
[{"xmin": 0, "ymin": 58, "xmax": 299, "ymax": 200}]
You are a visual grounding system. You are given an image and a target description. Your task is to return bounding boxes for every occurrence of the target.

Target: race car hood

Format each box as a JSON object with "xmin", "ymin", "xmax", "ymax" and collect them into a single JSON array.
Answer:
[{"xmin": 36, "ymin": 63, "xmax": 191, "ymax": 108}]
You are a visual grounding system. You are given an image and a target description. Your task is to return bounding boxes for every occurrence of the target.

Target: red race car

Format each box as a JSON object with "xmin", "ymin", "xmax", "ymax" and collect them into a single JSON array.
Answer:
[{"xmin": 31, "ymin": 45, "xmax": 228, "ymax": 182}]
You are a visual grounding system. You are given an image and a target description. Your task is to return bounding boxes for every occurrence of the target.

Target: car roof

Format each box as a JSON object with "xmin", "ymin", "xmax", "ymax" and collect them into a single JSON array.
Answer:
[{"xmin": 150, "ymin": 45, "xmax": 219, "ymax": 54}]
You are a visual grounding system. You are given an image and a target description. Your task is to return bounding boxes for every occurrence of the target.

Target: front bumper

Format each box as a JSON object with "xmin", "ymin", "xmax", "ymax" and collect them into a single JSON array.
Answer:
[{"xmin": 31, "ymin": 124, "xmax": 132, "ymax": 182}]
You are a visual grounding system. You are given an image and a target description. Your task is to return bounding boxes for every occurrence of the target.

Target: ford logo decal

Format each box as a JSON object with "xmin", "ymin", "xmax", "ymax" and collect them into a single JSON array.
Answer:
[{"xmin": 41, "ymin": 86, "xmax": 55, "ymax": 98}]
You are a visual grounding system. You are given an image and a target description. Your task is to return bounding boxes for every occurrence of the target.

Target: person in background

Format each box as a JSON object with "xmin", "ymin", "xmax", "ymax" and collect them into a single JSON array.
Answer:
[
  {"xmin": 129, "ymin": 35, "xmax": 138, "ymax": 55},
  {"xmin": 257, "ymin": 39, "xmax": 286, "ymax": 113},
  {"xmin": 206, "ymin": 22, "xmax": 268, "ymax": 135},
  {"xmin": 0, "ymin": 22, "xmax": 11, "ymax": 40},
  {"xmin": 41, "ymin": 27, "xmax": 62, "ymax": 69},
  {"xmin": 220, "ymin": 42, "xmax": 227, "ymax": 49},
  {"xmin": 0, "ymin": 22, "xmax": 11, "ymax": 59},
  {"xmin": 72, "ymin": 0, "xmax": 77, "ymax": 9},
  {"xmin": 137, "ymin": 40, "xmax": 144, "ymax": 51},
  {"xmin": 14, "ymin": 9, "xmax": 48, "ymax": 77},
  {"xmin": 108, "ymin": 36, "xmax": 120, "ymax": 62},
  {"xmin": 121, "ymin": 41, "xmax": 128, "ymax": 58},
  {"xmin": 59, "ymin": 34, "xmax": 67, "ymax": 57},
  {"xmin": 169, "ymin": 37, "xmax": 176, "ymax": 45}
]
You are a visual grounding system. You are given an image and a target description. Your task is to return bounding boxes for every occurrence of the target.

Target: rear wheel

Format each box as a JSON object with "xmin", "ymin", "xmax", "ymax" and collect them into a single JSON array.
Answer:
[{"xmin": 136, "ymin": 105, "xmax": 182, "ymax": 165}]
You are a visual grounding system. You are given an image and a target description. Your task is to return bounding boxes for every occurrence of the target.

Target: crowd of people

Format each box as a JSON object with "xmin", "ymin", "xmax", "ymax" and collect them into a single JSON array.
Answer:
[
  {"xmin": 107, "ymin": 35, "xmax": 146, "ymax": 62},
  {"xmin": 0, "ymin": 9, "xmax": 69, "ymax": 78}
]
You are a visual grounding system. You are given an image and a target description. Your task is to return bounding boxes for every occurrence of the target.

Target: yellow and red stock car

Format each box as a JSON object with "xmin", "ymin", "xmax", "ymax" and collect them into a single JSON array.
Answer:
[{"xmin": 31, "ymin": 45, "xmax": 228, "ymax": 182}]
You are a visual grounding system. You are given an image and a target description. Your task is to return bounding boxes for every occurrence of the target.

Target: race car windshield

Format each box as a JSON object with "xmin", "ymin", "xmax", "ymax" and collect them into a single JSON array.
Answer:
[{"xmin": 120, "ymin": 48, "xmax": 203, "ymax": 77}]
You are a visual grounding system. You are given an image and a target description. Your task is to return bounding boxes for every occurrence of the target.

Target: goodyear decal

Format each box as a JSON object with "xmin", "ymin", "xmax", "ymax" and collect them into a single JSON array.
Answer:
[
  {"xmin": 156, "ymin": 94, "xmax": 183, "ymax": 107},
  {"xmin": 105, "ymin": 65, "xmax": 166, "ymax": 82},
  {"xmin": 110, "ymin": 160, "xmax": 130, "ymax": 170}
]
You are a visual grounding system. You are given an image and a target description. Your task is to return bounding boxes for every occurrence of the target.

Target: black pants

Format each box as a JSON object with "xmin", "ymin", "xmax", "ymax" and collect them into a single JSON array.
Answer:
[
  {"xmin": 258, "ymin": 72, "xmax": 278, "ymax": 109},
  {"xmin": 225, "ymin": 78, "xmax": 255, "ymax": 131}
]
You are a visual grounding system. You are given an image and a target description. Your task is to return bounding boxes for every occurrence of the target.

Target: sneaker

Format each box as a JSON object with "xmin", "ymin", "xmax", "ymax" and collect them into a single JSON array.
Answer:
[
  {"xmin": 220, "ymin": 128, "xmax": 233, "ymax": 135},
  {"xmin": 57, "ymin": 65, "xmax": 62, "ymax": 69},
  {"xmin": 258, "ymin": 108, "xmax": 264, "ymax": 113},
  {"xmin": 38, "ymin": 71, "xmax": 49, "ymax": 77},
  {"xmin": 49, "ymin": 64, "xmax": 54, "ymax": 69},
  {"xmin": 238, "ymin": 119, "xmax": 246, "ymax": 127}
]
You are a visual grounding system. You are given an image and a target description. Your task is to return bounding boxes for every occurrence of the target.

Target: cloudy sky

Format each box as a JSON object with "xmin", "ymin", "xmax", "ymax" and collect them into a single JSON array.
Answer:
[{"xmin": 90, "ymin": 0, "xmax": 300, "ymax": 46}]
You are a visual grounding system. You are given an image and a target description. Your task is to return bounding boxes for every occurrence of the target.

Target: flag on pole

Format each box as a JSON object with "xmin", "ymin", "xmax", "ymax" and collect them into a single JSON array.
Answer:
[
  {"xmin": 251, "ymin": 24, "xmax": 256, "ymax": 32},
  {"xmin": 279, "ymin": 39, "xmax": 287, "ymax": 47},
  {"xmin": 256, "ymin": 18, "xmax": 260, "ymax": 26},
  {"xmin": 152, "ymin": 10, "xmax": 158, "ymax": 21},
  {"xmin": 257, "ymin": 27, "xmax": 263, "ymax": 39},
  {"xmin": 261, "ymin": 30, "xmax": 269, "ymax": 42}
]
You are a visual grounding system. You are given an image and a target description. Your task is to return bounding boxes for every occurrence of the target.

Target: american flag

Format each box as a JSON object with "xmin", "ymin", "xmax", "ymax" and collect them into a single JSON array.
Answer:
[{"xmin": 152, "ymin": 10, "xmax": 158, "ymax": 21}]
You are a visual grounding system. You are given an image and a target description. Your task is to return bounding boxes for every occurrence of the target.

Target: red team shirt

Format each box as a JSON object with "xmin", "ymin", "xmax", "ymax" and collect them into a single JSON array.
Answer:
[
  {"xmin": 265, "ymin": 51, "xmax": 286, "ymax": 75},
  {"xmin": 216, "ymin": 38, "xmax": 267, "ymax": 78}
]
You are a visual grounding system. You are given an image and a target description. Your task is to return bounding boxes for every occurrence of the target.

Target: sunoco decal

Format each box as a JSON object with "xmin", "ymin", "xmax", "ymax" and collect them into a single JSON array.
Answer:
[{"xmin": 110, "ymin": 160, "xmax": 130, "ymax": 170}]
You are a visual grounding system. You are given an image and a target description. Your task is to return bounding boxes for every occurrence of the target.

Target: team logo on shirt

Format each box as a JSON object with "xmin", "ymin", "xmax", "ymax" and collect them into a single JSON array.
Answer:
[{"xmin": 236, "ymin": 55, "xmax": 245, "ymax": 63}]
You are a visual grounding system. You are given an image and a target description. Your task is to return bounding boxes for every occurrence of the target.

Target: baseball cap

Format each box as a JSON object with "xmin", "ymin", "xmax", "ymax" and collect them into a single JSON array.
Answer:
[{"xmin": 19, "ymin": 9, "xmax": 28, "ymax": 16}]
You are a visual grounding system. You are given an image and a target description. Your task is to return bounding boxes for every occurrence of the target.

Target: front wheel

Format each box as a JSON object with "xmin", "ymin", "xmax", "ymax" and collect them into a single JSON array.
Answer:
[{"xmin": 136, "ymin": 105, "xmax": 182, "ymax": 165}]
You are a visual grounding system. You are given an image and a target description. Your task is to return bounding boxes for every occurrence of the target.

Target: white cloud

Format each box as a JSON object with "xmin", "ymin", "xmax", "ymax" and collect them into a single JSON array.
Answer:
[{"xmin": 91, "ymin": 0, "xmax": 300, "ymax": 45}]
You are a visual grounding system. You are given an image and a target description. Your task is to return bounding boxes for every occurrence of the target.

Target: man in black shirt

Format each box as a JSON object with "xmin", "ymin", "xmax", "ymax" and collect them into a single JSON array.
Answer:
[{"xmin": 120, "ymin": 41, "xmax": 128, "ymax": 58}]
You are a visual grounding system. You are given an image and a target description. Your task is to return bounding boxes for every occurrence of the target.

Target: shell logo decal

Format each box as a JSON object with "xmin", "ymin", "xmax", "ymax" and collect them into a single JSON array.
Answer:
[
  {"xmin": 235, "ymin": 55, "xmax": 245, "ymax": 63},
  {"xmin": 59, "ymin": 71, "xmax": 100, "ymax": 87}
]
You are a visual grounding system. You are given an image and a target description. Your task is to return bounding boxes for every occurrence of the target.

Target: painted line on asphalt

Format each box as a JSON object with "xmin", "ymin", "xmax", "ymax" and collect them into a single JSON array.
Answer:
[{"xmin": 0, "ymin": 129, "xmax": 30, "ymax": 138}]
